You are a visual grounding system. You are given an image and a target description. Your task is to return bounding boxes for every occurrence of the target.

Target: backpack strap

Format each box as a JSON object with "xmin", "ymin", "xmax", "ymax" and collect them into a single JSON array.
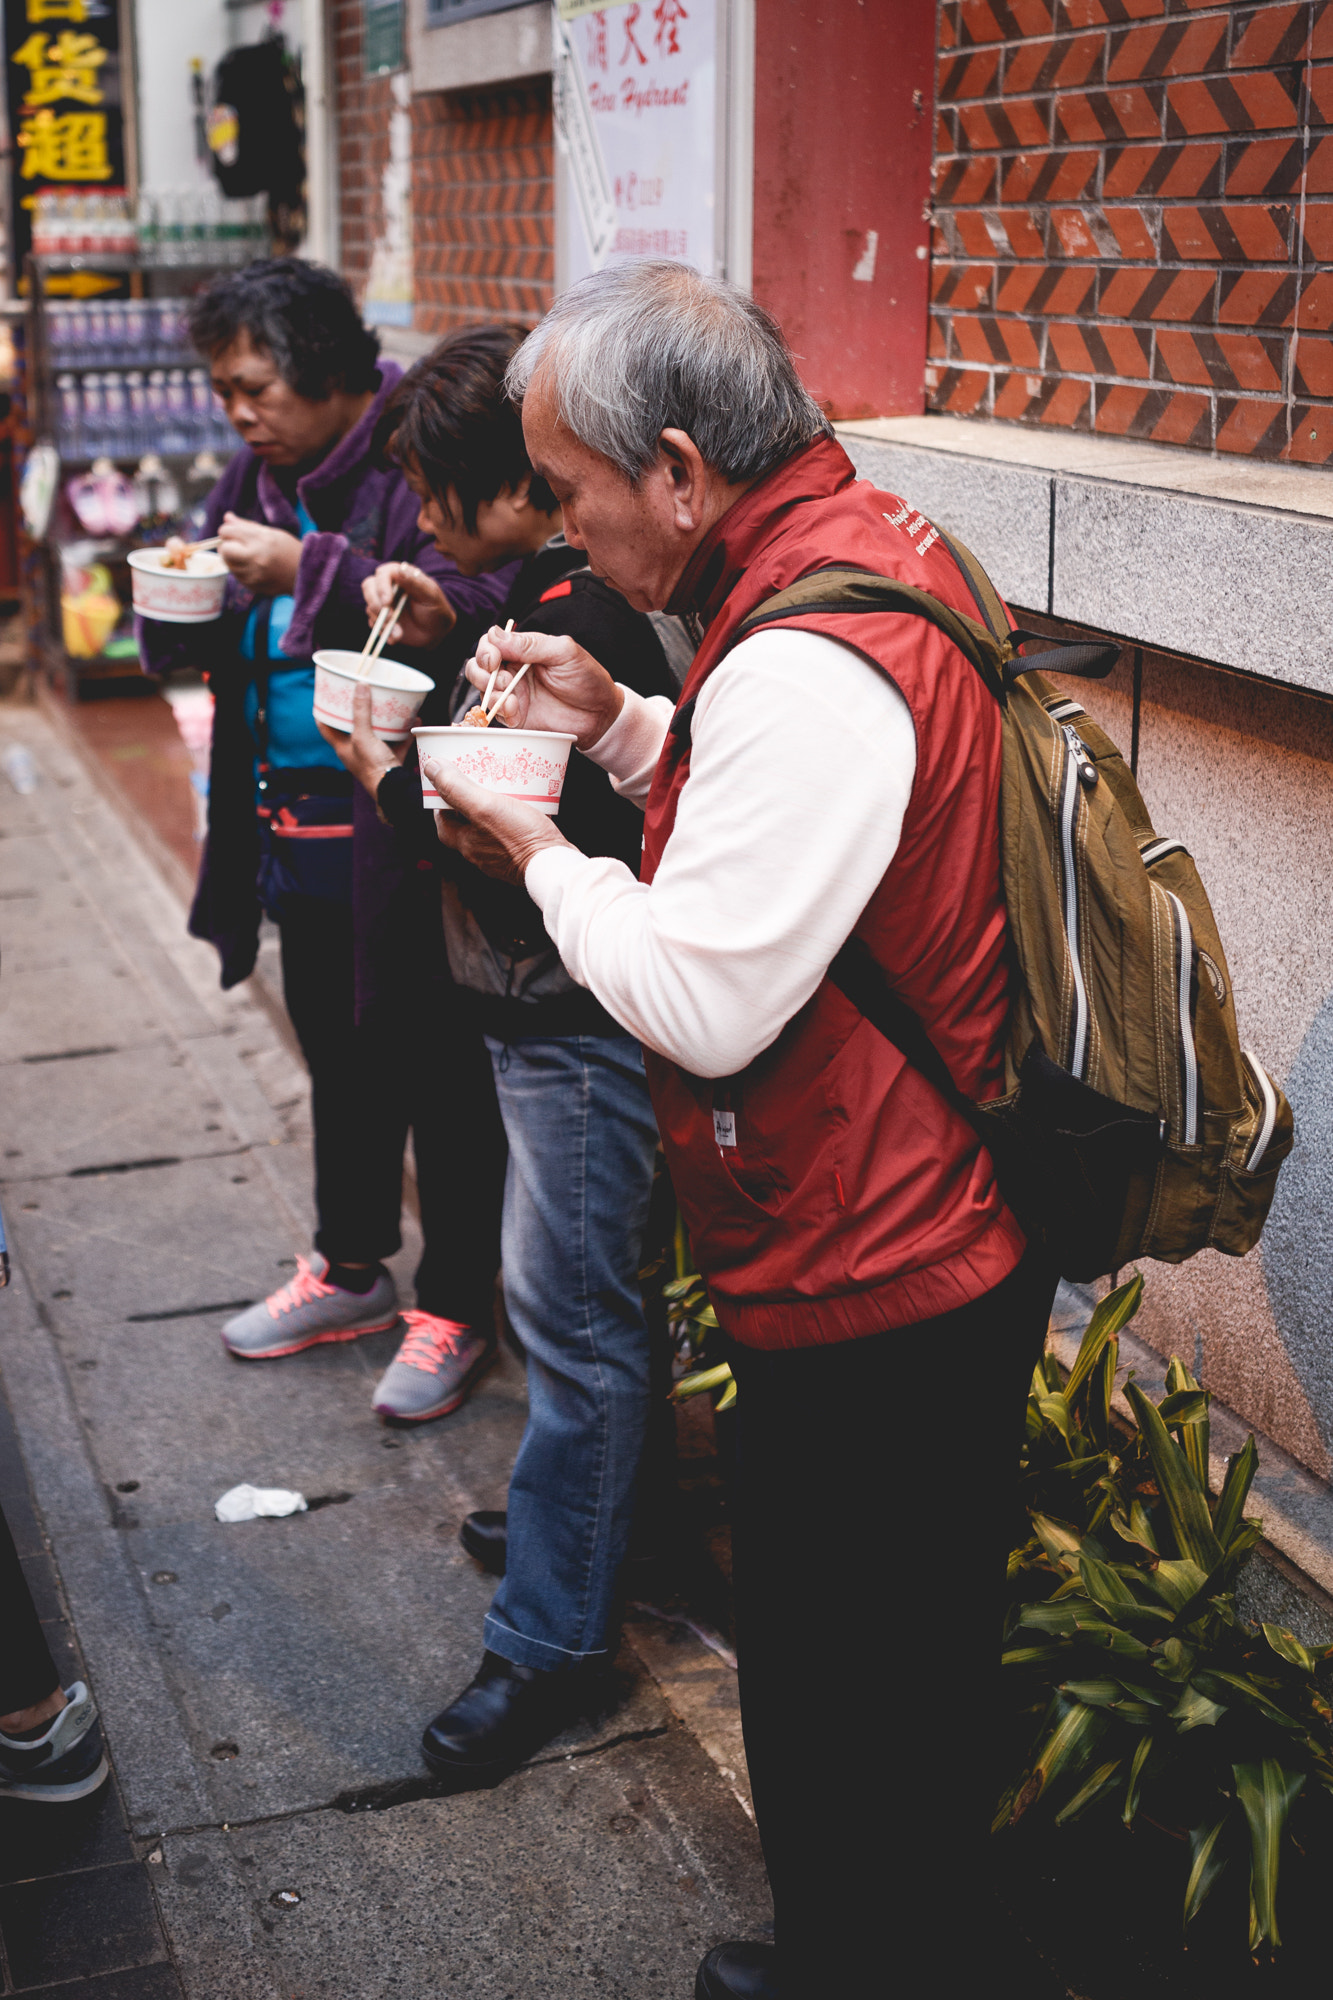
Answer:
[
  {"xmin": 826, "ymin": 932, "xmax": 978, "ymax": 1125},
  {"xmin": 729, "ymin": 550, "xmax": 1121, "ymax": 700},
  {"xmin": 732, "ymin": 564, "xmax": 1008, "ymax": 704}
]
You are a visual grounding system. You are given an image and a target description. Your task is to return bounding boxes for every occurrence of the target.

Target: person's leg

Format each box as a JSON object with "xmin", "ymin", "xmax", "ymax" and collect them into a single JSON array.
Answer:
[
  {"xmin": 0, "ymin": 1500, "xmax": 58, "ymax": 1719},
  {"xmin": 483, "ymin": 1034, "xmax": 658, "ymax": 1671},
  {"xmin": 408, "ymin": 989, "xmax": 506, "ymax": 1330},
  {"xmin": 368, "ymin": 992, "xmax": 509, "ymax": 1422},
  {"xmin": 0, "ymin": 1501, "xmax": 108, "ymax": 1802},
  {"xmin": 276, "ymin": 895, "xmax": 406, "ymax": 1266},
  {"xmin": 726, "ymin": 1250, "xmax": 1056, "ymax": 1999},
  {"xmin": 223, "ymin": 895, "xmax": 403, "ymax": 1358}
]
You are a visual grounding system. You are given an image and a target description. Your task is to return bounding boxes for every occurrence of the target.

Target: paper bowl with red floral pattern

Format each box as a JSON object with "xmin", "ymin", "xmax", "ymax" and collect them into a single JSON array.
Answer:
[
  {"xmin": 412, "ymin": 724, "xmax": 577, "ymax": 816},
  {"xmin": 311, "ymin": 650, "xmax": 435, "ymax": 743},
  {"xmin": 128, "ymin": 547, "xmax": 229, "ymax": 624}
]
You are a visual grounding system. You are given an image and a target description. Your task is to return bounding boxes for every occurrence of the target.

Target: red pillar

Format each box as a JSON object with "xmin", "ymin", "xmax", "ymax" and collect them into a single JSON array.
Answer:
[{"xmin": 751, "ymin": 0, "xmax": 935, "ymax": 421}]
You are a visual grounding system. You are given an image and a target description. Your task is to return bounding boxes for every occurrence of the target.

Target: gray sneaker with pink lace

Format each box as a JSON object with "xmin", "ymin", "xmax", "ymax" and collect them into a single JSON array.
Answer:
[
  {"xmin": 222, "ymin": 1252, "xmax": 399, "ymax": 1360},
  {"xmin": 371, "ymin": 1313, "xmax": 497, "ymax": 1422}
]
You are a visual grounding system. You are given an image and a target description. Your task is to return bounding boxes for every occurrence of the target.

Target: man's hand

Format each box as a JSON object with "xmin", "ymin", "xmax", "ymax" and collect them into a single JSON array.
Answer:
[
  {"xmin": 216, "ymin": 513, "xmax": 303, "ymax": 595},
  {"xmin": 468, "ymin": 627, "xmax": 622, "ymax": 749},
  {"xmin": 364, "ymin": 561, "xmax": 456, "ymax": 650},
  {"xmin": 424, "ymin": 757, "xmax": 573, "ymax": 888},
  {"xmin": 316, "ymin": 683, "xmax": 406, "ymax": 796}
]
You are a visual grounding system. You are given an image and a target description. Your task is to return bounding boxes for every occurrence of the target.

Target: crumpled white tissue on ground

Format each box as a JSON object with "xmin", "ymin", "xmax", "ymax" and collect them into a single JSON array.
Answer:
[{"xmin": 215, "ymin": 1484, "xmax": 308, "ymax": 1523}]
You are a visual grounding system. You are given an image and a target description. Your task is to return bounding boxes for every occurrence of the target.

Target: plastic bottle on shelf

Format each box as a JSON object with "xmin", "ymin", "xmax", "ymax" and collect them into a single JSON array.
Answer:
[
  {"xmin": 80, "ymin": 374, "xmax": 105, "ymax": 458},
  {"xmin": 102, "ymin": 371, "xmax": 130, "ymax": 457},
  {"xmin": 124, "ymin": 371, "xmax": 148, "ymax": 456},
  {"xmin": 116, "ymin": 193, "xmax": 137, "ymax": 256},
  {"xmin": 158, "ymin": 189, "xmax": 183, "ymax": 269},
  {"xmin": 32, "ymin": 191, "xmax": 54, "ymax": 257},
  {"xmin": 55, "ymin": 373, "xmax": 82, "ymax": 456},
  {"xmin": 163, "ymin": 368, "xmax": 190, "ymax": 454},
  {"xmin": 187, "ymin": 367, "xmax": 213, "ymax": 443},
  {"xmin": 123, "ymin": 297, "xmax": 148, "ymax": 364},
  {"xmin": 136, "ymin": 189, "xmax": 159, "ymax": 267},
  {"xmin": 145, "ymin": 368, "xmax": 167, "ymax": 452},
  {"xmin": 154, "ymin": 300, "xmax": 181, "ymax": 363}
]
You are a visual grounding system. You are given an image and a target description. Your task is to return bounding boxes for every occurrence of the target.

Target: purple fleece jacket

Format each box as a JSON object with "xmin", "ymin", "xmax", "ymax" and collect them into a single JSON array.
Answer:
[{"xmin": 138, "ymin": 360, "xmax": 513, "ymax": 992}]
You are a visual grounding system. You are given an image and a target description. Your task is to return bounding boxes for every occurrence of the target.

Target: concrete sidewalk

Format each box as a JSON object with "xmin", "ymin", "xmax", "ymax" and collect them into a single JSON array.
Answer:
[{"xmin": 0, "ymin": 698, "xmax": 769, "ymax": 1998}]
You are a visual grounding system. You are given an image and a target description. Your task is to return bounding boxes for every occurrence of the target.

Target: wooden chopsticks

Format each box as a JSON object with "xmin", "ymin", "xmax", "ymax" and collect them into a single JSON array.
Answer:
[{"xmin": 359, "ymin": 590, "xmax": 407, "ymax": 677}]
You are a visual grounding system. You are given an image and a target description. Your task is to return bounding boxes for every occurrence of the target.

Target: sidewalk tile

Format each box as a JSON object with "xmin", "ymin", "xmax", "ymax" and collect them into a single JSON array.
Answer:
[{"xmin": 0, "ymin": 1861, "xmax": 166, "ymax": 1987}]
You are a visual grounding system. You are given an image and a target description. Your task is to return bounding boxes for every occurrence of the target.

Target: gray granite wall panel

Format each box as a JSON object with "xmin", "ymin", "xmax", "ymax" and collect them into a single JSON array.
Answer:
[
  {"xmin": 1053, "ymin": 483, "xmax": 1333, "ymax": 695},
  {"xmin": 840, "ymin": 436, "xmax": 1052, "ymax": 613}
]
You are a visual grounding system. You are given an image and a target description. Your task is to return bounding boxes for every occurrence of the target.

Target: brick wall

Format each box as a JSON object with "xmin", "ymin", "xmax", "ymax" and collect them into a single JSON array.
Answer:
[
  {"xmin": 331, "ymin": 4, "xmax": 552, "ymax": 335},
  {"xmin": 413, "ymin": 84, "xmax": 554, "ymax": 336},
  {"xmin": 331, "ymin": 0, "xmax": 396, "ymax": 302},
  {"xmin": 930, "ymin": 0, "xmax": 1333, "ymax": 462}
]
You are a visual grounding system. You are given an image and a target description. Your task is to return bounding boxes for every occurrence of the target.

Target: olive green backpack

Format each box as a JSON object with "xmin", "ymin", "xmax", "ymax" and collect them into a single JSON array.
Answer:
[{"xmin": 733, "ymin": 531, "xmax": 1294, "ymax": 1283}]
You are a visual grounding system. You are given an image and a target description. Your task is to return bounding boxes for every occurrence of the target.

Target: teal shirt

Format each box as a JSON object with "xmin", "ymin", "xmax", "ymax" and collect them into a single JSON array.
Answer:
[{"xmin": 241, "ymin": 501, "xmax": 344, "ymax": 778}]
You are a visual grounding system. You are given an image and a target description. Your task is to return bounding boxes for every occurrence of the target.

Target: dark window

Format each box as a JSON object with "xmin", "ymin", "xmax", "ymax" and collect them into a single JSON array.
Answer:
[{"xmin": 425, "ymin": 0, "xmax": 540, "ymax": 25}]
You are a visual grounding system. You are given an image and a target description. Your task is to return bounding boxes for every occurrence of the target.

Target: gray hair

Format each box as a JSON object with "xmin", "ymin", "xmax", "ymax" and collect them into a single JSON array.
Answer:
[{"xmin": 506, "ymin": 261, "xmax": 832, "ymax": 484}]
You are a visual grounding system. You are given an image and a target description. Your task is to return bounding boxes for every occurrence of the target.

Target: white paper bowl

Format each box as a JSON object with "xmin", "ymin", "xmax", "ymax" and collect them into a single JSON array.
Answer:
[
  {"xmin": 413, "ymin": 724, "xmax": 577, "ymax": 816},
  {"xmin": 312, "ymin": 650, "xmax": 435, "ymax": 742},
  {"xmin": 128, "ymin": 547, "xmax": 229, "ymax": 624}
]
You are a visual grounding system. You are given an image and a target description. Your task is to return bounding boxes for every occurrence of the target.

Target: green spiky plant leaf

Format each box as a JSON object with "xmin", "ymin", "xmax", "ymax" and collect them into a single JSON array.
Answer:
[{"xmin": 1000, "ymin": 1276, "xmax": 1333, "ymax": 1957}]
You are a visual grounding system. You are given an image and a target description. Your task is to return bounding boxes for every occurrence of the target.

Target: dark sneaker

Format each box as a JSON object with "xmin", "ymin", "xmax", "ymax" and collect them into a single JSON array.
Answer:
[
  {"xmin": 371, "ymin": 1314, "xmax": 496, "ymax": 1423},
  {"xmin": 222, "ymin": 1253, "xmax": 398, "ymax": 1360},
  {"xmin": 0, "ymin": 1683, "xmax": 109, "ymax": 1803}
]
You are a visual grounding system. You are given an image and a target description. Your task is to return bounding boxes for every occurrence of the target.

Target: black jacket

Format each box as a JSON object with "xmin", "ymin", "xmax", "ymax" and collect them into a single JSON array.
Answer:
[{"xmin": 377, "ymin": 540, "xmax": 680, "ymax": 1040}]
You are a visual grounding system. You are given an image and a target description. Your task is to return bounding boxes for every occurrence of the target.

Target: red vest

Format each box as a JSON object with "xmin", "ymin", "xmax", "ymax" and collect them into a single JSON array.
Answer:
[{"xmin": 641, "ymin": 436, "xmax": 1026, "ymax": 1349}]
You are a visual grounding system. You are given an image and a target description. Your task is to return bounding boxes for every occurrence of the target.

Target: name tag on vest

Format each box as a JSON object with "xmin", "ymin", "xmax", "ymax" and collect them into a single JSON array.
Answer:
[{"xmin": 713, "ymin": 1110, "xmax": 736, "ymax": 1148}]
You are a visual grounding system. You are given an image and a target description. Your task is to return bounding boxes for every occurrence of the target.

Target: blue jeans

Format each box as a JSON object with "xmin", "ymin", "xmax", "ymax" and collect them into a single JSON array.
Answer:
[{"xmin": 483, "ymin": 1034, "xmax": 658, "ymax": 1671}]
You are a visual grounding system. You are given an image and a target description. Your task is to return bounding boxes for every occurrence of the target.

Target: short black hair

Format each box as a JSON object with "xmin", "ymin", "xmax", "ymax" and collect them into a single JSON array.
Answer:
[
  {"xmin": 378, "ymin": 323, "xmax": 556, "ymax": 533},
  {"xmin": 188, "ymin": 258, "xmax": 381, "ymax": 401}
]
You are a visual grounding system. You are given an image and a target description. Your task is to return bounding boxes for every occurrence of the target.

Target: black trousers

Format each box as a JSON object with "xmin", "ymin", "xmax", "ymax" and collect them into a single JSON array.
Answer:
[
  {"xmin": 727, "ymin": 1249, "xmax": 1056, "ymax": 1998},
  {"xmin": 276, "ymin": 895, "xmax": 506, "ymax": 1328},
  {"xmin": 0, "ymin": 1501, "xmax": 57, "ymax": 1716}
]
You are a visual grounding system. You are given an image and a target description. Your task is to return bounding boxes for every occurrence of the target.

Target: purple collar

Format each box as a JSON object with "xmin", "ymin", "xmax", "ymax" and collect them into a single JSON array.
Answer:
[{"xmin": 255, "ymin": 357, "xmax": 405, "ymax": 530}]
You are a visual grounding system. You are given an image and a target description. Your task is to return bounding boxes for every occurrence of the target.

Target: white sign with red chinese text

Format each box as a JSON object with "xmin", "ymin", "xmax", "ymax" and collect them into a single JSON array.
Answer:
[{"xmin": 554, "ymin": 0, "xmax": 717, "ymax": 283}]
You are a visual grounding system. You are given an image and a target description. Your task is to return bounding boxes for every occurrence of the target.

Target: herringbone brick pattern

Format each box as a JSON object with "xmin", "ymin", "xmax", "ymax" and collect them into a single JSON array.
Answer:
[
  {"xmin": 332, "ymin": 1, "xmax": 553, "ymax": 335},
  {"xmin": 414, "ymin": 85, "xmax": 554, "ymax": 335},
  {"xmin": 933, "ymin": 0, "xmax": 1333, "ymax": 460}
]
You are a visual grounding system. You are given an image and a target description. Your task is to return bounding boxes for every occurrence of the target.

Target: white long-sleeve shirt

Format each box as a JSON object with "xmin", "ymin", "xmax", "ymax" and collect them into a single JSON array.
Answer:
[{"xmin": 522, "ymin": 628, "xmax": 917, "ymax": 1078}]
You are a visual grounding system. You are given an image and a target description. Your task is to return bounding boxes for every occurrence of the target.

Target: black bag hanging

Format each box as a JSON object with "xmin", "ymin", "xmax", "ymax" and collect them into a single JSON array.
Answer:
[{"xmin": 207, "ymin": 39, "xmax": 304, "ymax": 203}]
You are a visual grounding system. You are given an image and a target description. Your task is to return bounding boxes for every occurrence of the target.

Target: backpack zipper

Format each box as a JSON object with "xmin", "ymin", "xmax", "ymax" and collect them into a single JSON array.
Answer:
[
  {"xmin": 1141, "ymin": 837, "xmax": 1188, "ymax": 867},
  {"xmin": 1241, "ymin": 1050, "xmax": 1278, "ymax": 1172},
  {"xmin": 1058, "ymin": 726, "xmax": 1090, "ymax": 1079},
  {"xmin": 1165, "ymin": 890, "xmax": 1199, "ymax": 1145}
]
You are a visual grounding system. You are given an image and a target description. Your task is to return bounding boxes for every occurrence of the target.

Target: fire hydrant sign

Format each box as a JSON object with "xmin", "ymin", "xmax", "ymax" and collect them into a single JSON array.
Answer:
[{"xmin": 554, "ymin": 0, "xmax": 718, "ymax": 282}]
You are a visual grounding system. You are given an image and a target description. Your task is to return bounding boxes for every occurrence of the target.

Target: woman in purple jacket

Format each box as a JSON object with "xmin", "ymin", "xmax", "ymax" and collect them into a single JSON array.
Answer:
[{"xmin": 138, "ymin": 260, "xmax": 510, "ymax": 1402}]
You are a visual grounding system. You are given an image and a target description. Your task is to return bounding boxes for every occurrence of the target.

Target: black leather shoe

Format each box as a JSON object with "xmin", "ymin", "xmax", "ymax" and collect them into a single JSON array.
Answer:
[
  {"xmin": 695, "ymin": 1942, "xmax": 780, "ymax": 1999},
  {"xmin": 422, "ymin": 1650, "xmax": 579, "ymax": 1788},
  {"xmin": 459, "ymin": 1509, "xmax": 507, "ymax": 1576}
]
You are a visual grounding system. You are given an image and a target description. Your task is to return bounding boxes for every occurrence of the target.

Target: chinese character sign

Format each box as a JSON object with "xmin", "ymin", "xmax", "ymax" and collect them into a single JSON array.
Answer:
[
  {"xmin": 555, "ymin": 0, "xmax": 717, "ymax": 285},
  {"xmin": 5, "ymin": 0, "xmax": 127, "ymax": 280}
]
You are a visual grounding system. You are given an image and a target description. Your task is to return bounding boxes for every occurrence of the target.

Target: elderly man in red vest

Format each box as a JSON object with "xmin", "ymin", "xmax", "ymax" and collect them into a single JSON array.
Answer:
[{"xmin": 422, "ymin": 261, "xmax": 1057, "ymax": 2000}]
